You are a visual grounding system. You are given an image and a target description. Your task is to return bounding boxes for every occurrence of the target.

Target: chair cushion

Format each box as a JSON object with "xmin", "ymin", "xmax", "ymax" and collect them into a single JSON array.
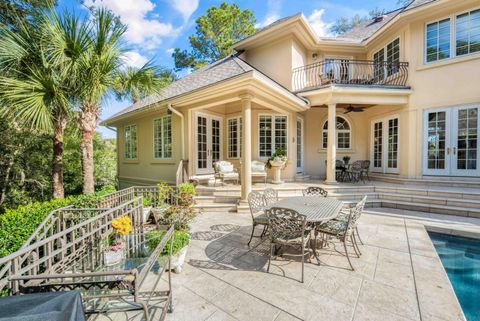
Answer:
[
  {"xmin": 251, "ymin": 162, "xmax": 266, "ymax": 173},
  {"xmin": 219, "ymin": 172, "xmax": 238, "ymax": 178},
  {"xmin": 274, "ymin": 230, "xmax": 311, "ymax": 245},
  {"xmin": 253, "ymin": 213, "xmax": 268, "ymax": 225},
  {"xmin": 218, "ymin": 162, "xmax": 234, "ymax": 173},
  {"xmin": 316, "ymin": 219, "xmax": 348, "ymax": 235}
]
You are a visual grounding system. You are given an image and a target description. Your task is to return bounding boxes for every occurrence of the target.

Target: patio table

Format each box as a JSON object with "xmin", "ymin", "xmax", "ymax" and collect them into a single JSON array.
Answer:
[{"xmin": 267, "ymin": 196, "xmax": 343, "ymax": 223}]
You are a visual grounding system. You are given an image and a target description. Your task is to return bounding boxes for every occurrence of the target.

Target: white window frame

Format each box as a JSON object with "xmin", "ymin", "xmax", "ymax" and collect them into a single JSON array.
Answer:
[
  {"xmin": 424, "ymin": 7, "xmax": 480, "ymax": 64},
  {"xmin": 370, "ymin": 115, "xmax": 400, "ymax": 174},
  {"xmin": 258, "ymin": 114, "xmax": 288, "ymax": 159},
  {"xmin": 153, "ymin": 115, "xmax": 172, "ymax": 160},
  {"xmin": 372, "ymin": 37, "xmax": 401, "ymax": 78},
  {"xmin": 227, "ymin": 116, "xmax": 242, "ymax": 159},
  {"xmin": 321, "ymin": 116, "xmax": 352, "ymax": 150},
  {"xmin": 124, "ymin": 124, "xmax": 137, "ymax": 160}
]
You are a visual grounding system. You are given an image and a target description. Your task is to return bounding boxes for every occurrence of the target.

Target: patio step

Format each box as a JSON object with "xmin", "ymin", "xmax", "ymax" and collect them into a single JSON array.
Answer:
[
  {"xmin": 193, "ymin": 202, "xmax": 237, "ymax": 212},
  {"xmin": 370, "ymin": 173, "xmax": 480, "ymax": 189}
]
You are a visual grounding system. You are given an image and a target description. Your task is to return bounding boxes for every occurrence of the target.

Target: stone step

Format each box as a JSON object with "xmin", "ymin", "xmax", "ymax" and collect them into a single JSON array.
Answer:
[
  {"xmin": 370, "ymin": 174, "xmax": 480, "ymax": 189},
  {"xmin": 193, "ymin": 202, "xmax": 237, "ymax": 212}
]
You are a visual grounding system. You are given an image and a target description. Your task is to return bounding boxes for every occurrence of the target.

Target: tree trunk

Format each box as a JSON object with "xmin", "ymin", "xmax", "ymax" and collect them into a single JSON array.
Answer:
[
  {"xmin": 52, "ymin": 116, "xmax": 67, "ymax": 199},
  {"xmin": 79, "ymin": 103, "xmax": 98, "ymax": 194}
]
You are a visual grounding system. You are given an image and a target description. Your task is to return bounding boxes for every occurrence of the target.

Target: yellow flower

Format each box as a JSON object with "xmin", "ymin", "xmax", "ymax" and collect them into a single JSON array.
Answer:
[{"xmin": 112, "ymin": 216, "xmax": 133, "ymax": 235}]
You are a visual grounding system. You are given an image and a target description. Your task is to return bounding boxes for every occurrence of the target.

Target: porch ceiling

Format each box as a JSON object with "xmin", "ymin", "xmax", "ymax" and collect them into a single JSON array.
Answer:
[{"xmin": 299, "ymin": 85, "xmax": 412, "ymax": 107}]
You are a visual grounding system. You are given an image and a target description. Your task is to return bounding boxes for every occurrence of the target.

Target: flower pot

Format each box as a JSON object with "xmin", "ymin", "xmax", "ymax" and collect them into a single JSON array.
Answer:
[
  {"xmin": 170, "ymin": 246, "xmax": 188, "ymax": 273},
  {"xmin": 103, "ymin": 249, "xmax": 124, "ymax": 266},
  {"xmin": 269, "ymin": 160, "xmax": 286, "ymax": 184}
]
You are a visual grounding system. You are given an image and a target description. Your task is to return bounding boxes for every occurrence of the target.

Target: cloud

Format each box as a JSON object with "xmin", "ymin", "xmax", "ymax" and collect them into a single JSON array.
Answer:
[
  {"xmin": 307, "ymin": 9, "xmax": 333, "ymax": 37},
  {"xmin": 256, "ymin": 0, "xmax": 282, "ymax": 28},
  {"xmin": 122, "ymin": 51, "xmax": 149, "ymax": 68},
  {"xmin": 166, "ymin": 48, "xmax": 175, "ymax": 55},
  {"xmin": 169, "ymin": 0, "xmax": 199, "ymax": 22},
  {"xmin": 84, "ymin": 0, "xmax": 175, "ymax": 46}
]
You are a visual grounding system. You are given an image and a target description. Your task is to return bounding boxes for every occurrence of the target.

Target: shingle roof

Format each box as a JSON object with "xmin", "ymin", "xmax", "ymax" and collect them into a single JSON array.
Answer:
[
  {"xmin": 340, "ymin": 0, "xmax": 438, "ymax": 41},
  {"xmin": 104, "ymin": 55, "xmax": 254, "ymax": 122}
]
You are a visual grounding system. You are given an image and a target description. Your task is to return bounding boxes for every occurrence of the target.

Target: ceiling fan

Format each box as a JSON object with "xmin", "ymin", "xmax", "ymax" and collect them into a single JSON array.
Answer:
[{"xmin": 344, "ymin": 105, "xmax": 365, "ymax": 114}]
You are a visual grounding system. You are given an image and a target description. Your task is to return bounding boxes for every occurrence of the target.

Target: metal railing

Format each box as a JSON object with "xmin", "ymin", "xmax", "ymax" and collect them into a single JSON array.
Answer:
[
  {"xmin": 0, "ymin": 197, "xmax": 143, "ymax": 293},
  {"xmin": 292, "ymin": 59, "xmax": 409, "ymax": 92}
]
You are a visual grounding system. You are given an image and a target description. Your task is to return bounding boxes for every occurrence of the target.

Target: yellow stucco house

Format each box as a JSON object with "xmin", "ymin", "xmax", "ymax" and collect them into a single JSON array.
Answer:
[{"xmin": 103, "ymin": 0, "xmax": 480, "ymax": 201}]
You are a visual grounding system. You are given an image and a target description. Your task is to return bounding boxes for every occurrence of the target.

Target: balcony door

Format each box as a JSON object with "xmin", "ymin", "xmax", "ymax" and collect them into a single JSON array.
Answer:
[
  {"xmin": 370, "ymin": 116, "xmax": 399, "ymax": 174},
  {"xmin": 423, "ymin": 106, "xmax": 479, "ymax": 176},
  {"xmin": 195, "ymin": 113, "xmax": 222, "ymax": 174},
  {"xmin": 296, "ymin": 117, "xmax": 304, "ymax": 174},
  {"xmin": 324, "ymin": 56, "xmax": 352, "ymax": 82}
]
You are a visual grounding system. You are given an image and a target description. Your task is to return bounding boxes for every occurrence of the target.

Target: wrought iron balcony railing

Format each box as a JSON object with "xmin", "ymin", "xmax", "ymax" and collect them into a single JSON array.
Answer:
[{"xmin": 292, "ymin": 59, "xmax": 409, "ymax": 92}]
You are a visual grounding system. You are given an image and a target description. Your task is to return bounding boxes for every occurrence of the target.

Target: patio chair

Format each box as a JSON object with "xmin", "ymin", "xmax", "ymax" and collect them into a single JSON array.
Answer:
[
  {"xmin": 213, "ymin": 161, "xmax": 239, "ymax": 186},
  {"xmin": 360, "ymin": 160, "xmax": 371, "ymax": 181},
  {"xmin": 302, "ymin": 186, "xmax": 328, "ymax": 197},
  {"xmin": 266, "ymin": 207, "xmax": 312, "ymax": 283},
  {"xmin": 252, "ymin": 160, "xmax": 267, "ymax": 185},
  {"xmin": 346, "ymin": 160, "xmax": 364, "ymax": 183},
  {"xmin": 264, "ymin": 188, "xmax": 278, "ymax": 206},
  {"xmin": 247, "ymin": 191, "xmax": 269, "ymax": 246},
  {"xmin": 335, "ymin": 160, "xmax": 346, "ymax": 181},
  {"xmin": 315, "ymin": 196, "xmax": 367, "ymax": 270}
]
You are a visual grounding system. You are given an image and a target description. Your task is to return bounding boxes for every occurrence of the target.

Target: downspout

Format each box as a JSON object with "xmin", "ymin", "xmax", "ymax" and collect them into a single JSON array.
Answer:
[{"xmin": 167, "ymin": 104, "xmax": 185, "ymax": 160}]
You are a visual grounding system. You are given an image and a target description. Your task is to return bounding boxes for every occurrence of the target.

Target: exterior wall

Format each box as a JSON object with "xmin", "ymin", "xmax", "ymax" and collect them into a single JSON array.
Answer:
[{"xmin": 116, "ymin": 108, "xmax": 183, "ymax": 187}]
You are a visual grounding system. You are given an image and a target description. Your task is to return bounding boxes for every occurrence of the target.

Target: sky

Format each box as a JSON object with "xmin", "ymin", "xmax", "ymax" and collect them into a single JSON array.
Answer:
[{"xmin": 57, "ymin": 0, "xmax": 402, "ymax": 138}]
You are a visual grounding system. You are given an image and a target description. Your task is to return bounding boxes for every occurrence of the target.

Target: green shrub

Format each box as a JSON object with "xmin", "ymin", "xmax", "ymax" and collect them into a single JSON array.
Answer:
[
  {"xmin": 145, "ymin": 230, "xmax": 190, "ymax": 256},
  {"xmin": 0, "ymin": 187, "xmax": 116, "ymax": 259}
]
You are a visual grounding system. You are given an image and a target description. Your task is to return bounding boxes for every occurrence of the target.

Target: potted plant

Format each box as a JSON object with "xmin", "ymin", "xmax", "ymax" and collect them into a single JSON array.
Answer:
[
  {"xmin": 146, "ymin": 230, "xmax": 190, "ymax": 273},
  {"xmin": 103, "ymin": 215, "xmax": 133, "ymax": 266},
  {"xmin": 266, "ymin": 147, "xmax": 288, "ymax": 184},
  {"xmin": 151, "ymin": 182, "xmax": 197, "ymax": 273},
  {"xmin": 151, "ymin": 182, "xmax": 173, "ymax": 226}
]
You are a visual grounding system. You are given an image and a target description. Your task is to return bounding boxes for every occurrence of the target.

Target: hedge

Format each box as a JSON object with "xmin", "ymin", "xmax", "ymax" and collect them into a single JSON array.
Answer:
[{"xmin": 0, "ymin": 187, "xmax": 115, "ymax": 259}]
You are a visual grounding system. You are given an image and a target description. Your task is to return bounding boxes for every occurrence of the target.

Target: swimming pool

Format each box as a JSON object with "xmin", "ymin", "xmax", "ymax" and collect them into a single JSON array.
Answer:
[{"xmin": 429, "ymin": 232, "xmax": 480, "ymax": 321}]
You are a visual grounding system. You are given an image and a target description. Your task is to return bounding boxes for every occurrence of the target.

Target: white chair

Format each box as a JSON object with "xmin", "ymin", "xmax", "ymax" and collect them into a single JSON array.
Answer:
[
  {"xmin": 251, "ymin": 160, "xmax": 267, "ymax": 185},
  {"xmin": 213, "ymin": 161, "xmax": 239, "ymax": 186}
]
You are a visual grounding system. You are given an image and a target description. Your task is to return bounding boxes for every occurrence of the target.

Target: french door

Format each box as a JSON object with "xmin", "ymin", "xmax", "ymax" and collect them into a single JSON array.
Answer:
[
  {"xmin": 371, "ymin": 116, "xmax": 399, "ymax": 173},
  {"xmin": 195, "ymin": 113, "xmax": 222, "ymax": 174},
  {"xmin": 423, "ymin": 106, "xmax": 479, "ymax": 176},
  {"xmin": 296, "ymin": 117, "xmax": 304, "ymax": 174}
]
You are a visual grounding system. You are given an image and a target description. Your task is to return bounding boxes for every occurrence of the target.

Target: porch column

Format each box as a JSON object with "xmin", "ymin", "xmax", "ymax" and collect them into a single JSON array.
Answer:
[
  {"xmin": 325, "ymin": 103, "xmax": 337, "ymax": 184},
  {"xmin": 241, "ymin": 94, "xmax": 253, "ymax": 201}
]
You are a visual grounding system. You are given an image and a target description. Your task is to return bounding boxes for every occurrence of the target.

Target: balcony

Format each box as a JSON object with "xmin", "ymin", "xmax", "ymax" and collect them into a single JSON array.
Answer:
[{"xmin": 292, "ymin": 59, "xmax": 409, "ymax": 92}]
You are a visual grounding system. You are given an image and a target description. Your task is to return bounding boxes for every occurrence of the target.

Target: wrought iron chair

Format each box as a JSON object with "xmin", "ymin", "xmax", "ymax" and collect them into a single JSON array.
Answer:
[
  {"xmin": 247, "ymin": 191, "xmax": 269, "ymax": 246},
  {"xmin": 302, "ymin": 186, "xmax": 328, "ymax": 197},
  {"xmin": 360, "ymin": 160, "xmax": 371, "ymax": 181},
  {"xmin": 335, "ymin": 159, "xmax": 346, "ymax": 181},
  {"xmin": 315, "ymin": 196, "xmax": 367, "ymax": 270},
  {"xmin": 264, "ymin": 188, "xmax": 278, "ymax": 206},
  {"xmin": 346, "ymin": 160, "xmax": 364, "ymax": 183},
  {"xmin": 266, "ymin": 207, "xmax": 312, "ymax": 283}
]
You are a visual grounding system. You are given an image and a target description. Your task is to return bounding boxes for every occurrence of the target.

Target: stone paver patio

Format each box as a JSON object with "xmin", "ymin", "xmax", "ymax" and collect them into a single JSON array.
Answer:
[{"xmin": 164, "ymin": 209, "xmax": 473, "ymax": 321}]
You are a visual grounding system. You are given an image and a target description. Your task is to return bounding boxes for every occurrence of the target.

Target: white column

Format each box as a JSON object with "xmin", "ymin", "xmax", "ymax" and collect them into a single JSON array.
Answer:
[
  {"xmin": 241, "ymin": 95, "xmax": 252, "ymax": 201},
  {"xmin": 325, "ymin": 103, "xmax": 337, "ymax": 184}
]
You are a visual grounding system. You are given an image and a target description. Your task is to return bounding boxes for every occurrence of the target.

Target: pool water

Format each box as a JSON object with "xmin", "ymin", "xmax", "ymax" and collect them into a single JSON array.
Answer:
[{"xmin": 429, "ymin": 232, "xmax": 480, "ymax": 321}]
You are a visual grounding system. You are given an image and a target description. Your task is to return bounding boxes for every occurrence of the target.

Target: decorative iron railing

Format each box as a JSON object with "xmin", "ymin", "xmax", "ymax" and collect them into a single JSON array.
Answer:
[
  {"xmin": 0, "ymin": 185, "xmax": 179, "ymax": 294},
  {"xmin": 292, "ymin": 59, "xmax": 409, "ymax": 92}
]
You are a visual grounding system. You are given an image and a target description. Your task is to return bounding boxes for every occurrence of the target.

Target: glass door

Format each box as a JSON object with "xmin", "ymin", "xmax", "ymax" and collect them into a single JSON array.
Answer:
[
  {"xmin": 372, "ymin": 121, "xmax": 383, "ymax": 172},
  {"xmin": 451, "ymin": 106, "xmax": 478, "ymax": 176},
  {"xmin": 370, "ymin": 117, "xmax": 399, "ymax": 173},
  {"xmin": 296, "ymin": 118, "xmax": 304, "ymax": 174},
  {"xmin": 195, "ymin": 113, "xmax": 222, "ymax": 174},
  {"xmin": 423, "ymin": 109, "xmax": 451, "ymax": 175}
]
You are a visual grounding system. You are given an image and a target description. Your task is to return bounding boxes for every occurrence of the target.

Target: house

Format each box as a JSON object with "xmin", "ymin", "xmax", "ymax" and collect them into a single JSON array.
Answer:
[{"xmin": 102, "ymin": 0, "xmax": 480, "ymax": 203}]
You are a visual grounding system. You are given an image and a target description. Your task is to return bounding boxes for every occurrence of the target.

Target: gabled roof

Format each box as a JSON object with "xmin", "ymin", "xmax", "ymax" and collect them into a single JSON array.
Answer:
[{"xmin": 104, "ymin": 56, "xmax": 254, "ymax": 122}]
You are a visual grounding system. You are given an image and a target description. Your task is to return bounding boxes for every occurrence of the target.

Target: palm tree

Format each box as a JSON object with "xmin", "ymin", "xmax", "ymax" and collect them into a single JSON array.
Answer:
[
  {"xmin": 0, "ymin": 6, "xmax": 86, "ymax": 198},
  {"xmin": 71, "ymin": 8, "xmax": 173, "ymax": 194}
]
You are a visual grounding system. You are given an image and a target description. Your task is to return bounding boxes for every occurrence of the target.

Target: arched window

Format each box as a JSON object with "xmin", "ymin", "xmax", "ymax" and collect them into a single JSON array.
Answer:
[{"xmin": 322, "ymin": 116, "xmax": 351, "ymax": 149}]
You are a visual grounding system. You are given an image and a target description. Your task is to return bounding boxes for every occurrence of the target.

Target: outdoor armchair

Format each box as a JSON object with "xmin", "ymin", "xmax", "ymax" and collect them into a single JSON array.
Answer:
[
  {"xmin": 266, "ymin": 207, "xmax": 312, "ymax": 283},
  {"xmin": 247, "ymin": 191, "xmax": 269, "ymax": 246},
  {"xmin": 302, "ymin": 186, "xmax": 328, "ymax": 197},
  {"xmin": 264, "ymin": 188, "xmax": 278, "ymax": 206},
  {"xmin": 213, "ymin": 161, "xmax": 239, "ymax": 186}
]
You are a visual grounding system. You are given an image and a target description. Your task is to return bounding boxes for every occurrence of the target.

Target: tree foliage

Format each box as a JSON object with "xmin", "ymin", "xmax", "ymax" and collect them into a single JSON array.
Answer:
[
  {"xmin": 330, "ymin": 8, "xmax": 386, "ymax": 35},
  {"xmin": 173, "ymin": 2, "xmax": 256, "ymax": 71}
]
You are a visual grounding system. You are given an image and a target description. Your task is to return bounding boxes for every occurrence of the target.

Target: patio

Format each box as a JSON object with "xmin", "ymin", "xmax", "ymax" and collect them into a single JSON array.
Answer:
[{"xmin": 162, "ymin": 208, "xmax": 475, "ymax": 321}]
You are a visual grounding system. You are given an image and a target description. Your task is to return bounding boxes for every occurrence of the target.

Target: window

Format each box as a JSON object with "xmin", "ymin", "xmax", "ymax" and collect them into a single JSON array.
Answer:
[
  {"xmin": 259, "ymin": 115, "xmax": 287, "ymax": 158},
  {"xmin": 227, "ymin": 117, "xmax": 242, "ymax": 158},
  {"xmin": 426, "ymin": 18, "xmax": 451, "ymax": 62},
  {"xmin": 456, "ymin": 9, "xmax": 480, "ymax": 56},
  {"xmin": 124, "ymin": 124, "xmax": 137, "ymax": 160},
  {"xmin": 153, "ymin": 115, "xmax": 172, "ymax": 159},
  {"xmin": 322, "ymin": 116, "xmax": 351, "ymax": 149},
  {"xmin": 373, "ymin": 38, "xmax": 400, "ymax": 79}
]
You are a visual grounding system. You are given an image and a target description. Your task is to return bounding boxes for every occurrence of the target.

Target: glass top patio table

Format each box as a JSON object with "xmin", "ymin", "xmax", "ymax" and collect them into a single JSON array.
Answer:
[{"xmin": 267, "ymin": 196, "xmax": 343, "ymax": 222}]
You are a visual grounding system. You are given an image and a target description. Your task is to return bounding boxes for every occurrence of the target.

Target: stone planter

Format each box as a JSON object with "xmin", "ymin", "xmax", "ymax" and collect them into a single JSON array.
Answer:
[
  {"xmin": 103, "ymin": 249, "xmax": 124, "ymax": 266},
  {"xmin": 171, "ymin": 246, "xmax": 188, "ymax": 273},
  {"xmin": 269, "ymin": 160, "xmax": 286, "ymax": 184},
  {"xmin": 142, "ymin": 207, "xmax": 152, "ymax": 224}
]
